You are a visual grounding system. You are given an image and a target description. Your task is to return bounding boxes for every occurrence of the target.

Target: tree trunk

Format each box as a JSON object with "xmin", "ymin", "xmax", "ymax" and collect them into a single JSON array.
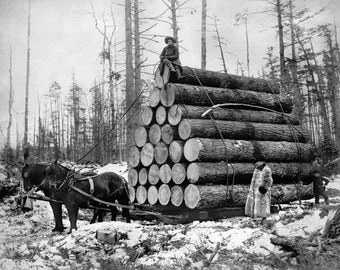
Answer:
[
  {"xmin": 154, "ymin": 142, "xmax": 169, "ymax": 165},
  {"xmin": 149, "ymin": 87, "xmax": 161, "ymax": 108},
  {"xmin": 160, "ymin": 83, "xmax": 292, "ymax": 112},
  {"xmin": 170, "ymin": 0, "xmax": 178, "ymax": 42},
  {"xmin": 139, "ymin": 167, "xmax": 148, "ymax": 185},
  {"xmin": 184, "ymin": 183, "xmax": 314, "ymax": 209},
  {"xmin": 168, "ymin": 104, "xmax": 299, "ymax": 126},
  {"xmin": 149, "ymin": 124, "xmax": 161, "ymax": 145},
  {"xmin": 136, "ymin": 185, "xmax": 147, "ymax": 204},
  {"xmin": 171, "ymin": 163, "xmax": 186, "ymax": 185},
  {"xmin": 186, "ymin": 162, "xmax": 315, "ymax": 185},
  {"xmin": 184, "ymin": 138, "xmax": 314, "ymax": 162},
  {"xmin": 276, "ymin": 0, "xmax": 287, "ymax": 87},
  {"xmin": 147, "ymin": 186, "xmax": 158, "ymax": 205},
  {"xmin": 128, "ymin": 168, "xmax": 138, "ymax": 186},
  {"xmin": 159, "ymin": 184, "xmax": 171, "ymax": 205},
  {"xmin": 171, "ymin": 186, "xmax": 184, "ymax": 206},
  {"xmin": 134, "ymin": 126, "xmax": 148, "ymax": 147},
  {"xmin": 156, "ymin": 106, "xmax": 167, "ymax": 125},
  {"xmin": 159, "ymin": 164, "xmax": 172, "ymax": 184},
  {"xmin": 141, "ymin": 106, "xmax": 154, "ymax": 126},
  {"xmin": 140, "ymin": 143, "xmax": 154, "ymax": 167},
  {"xmin": 179, "ymin": 66, "xmax": 280, "ymax": 93},
  {"xmin": 6, "ymin": 45, "xmax": 14, "ymax": 150},
  {"xmin": 128, "ymin": 145, "xmax": 140, "ymax": 168},
  {"xmin": 201, "ymin": 0, "xmax": 207, "ymax": 70},
  {"xmin": 148, "ymin": 164, "xmax": 160, "ymax": 185},
  {"xmin": 161, "ymin": 124, "xmax": 179, "ymax": 145},
  {"xmin": 178, "ymin": 119, "xmax": 310, "ymax": 142},
  {"xmin": 169, "ymin": 140, "xmax": 185, "ymax": 163}
]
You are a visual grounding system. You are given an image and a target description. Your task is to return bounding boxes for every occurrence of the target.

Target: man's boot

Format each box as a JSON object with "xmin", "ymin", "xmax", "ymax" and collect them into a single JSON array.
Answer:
[{"xmin": 175, "ymin": 67, "xmax": 185, "ymax": 81}]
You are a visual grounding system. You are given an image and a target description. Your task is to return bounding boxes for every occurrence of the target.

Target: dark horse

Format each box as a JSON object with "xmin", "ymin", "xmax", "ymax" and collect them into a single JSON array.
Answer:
[{"xmin": 40, "ymin": 161, "xmax": 131, "ymax": 232}]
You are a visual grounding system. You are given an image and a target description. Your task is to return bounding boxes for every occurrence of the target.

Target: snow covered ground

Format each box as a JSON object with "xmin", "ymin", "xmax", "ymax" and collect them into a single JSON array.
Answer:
[{"xmin": 0, "ymin": 163, "xmax": 339, "ymax": 270}]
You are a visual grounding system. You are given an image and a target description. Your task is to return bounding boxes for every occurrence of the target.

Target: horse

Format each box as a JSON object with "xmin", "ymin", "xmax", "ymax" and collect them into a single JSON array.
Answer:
[
  {"xmin": 22, "ymin": 162, "xmax": 120, "ymax": 231},
  {"xmin": 40, "ymin": 160, "xmax": 131, "ymax": 232}
]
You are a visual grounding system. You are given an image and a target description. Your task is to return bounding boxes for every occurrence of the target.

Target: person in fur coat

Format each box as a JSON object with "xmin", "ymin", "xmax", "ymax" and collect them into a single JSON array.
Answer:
[{"xmin": 245, "ymin": 161, "xmax": 273, "ymax": 218}]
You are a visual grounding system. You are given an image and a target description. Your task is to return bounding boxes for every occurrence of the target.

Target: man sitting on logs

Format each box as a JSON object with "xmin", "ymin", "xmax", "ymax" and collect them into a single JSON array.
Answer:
[
  {"xmin": 245, "ymin": 161, "xmax": 273, "ymax": 220},
  {"xmin": 159, "ymin": 36, "xmax": 184, "ymax": 81}
]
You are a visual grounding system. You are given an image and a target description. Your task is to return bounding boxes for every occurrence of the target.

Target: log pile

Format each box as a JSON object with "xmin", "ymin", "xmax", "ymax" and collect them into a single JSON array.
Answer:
[{"xmin": 128, "ymin": 66, "xmax": 315, "ymax": 217}]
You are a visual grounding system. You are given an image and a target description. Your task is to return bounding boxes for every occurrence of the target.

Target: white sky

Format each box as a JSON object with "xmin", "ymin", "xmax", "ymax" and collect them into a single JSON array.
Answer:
[{"xmin": 0, "ymin": 0, "xmax": 339, "ymax": 147}]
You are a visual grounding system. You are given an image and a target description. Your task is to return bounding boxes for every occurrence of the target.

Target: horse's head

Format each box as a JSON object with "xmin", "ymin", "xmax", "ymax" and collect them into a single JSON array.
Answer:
[
  {"xmin": 22, "ymin": 163, "xmax": 50, "ymax": 191},
  {"xmin": 40, "ymin": 160, "xmax": 70, "ymax": 191}
]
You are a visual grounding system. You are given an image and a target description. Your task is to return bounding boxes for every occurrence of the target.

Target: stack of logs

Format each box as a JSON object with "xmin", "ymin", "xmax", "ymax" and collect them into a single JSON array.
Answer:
[{"xmin": 128, "ymin": 66, "xmax": 315, "ymax": 212}]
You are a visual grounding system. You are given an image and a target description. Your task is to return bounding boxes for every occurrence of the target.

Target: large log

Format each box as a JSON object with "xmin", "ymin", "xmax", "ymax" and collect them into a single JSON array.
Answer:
[
  {"xmin": 184, "ymin": 138, "xmax": 315, "ymax": 162},
  {"xmin": 159, "ymin": 164, "xmax": 172, "ymax": 184},
  {"xmin": 134, "ymin": 126, "xmax": 148, "ymax": 147},
  {"xmin": 136, "ymin": 185, "xmax": 147, "ymax": 204},
  {"xmin": 171, "ymin": 163, "xmax": 187, "ymax": 185},
  {"xmin": 149, "ymin": 87, "xmax": 161, "ymax": 107},
  {"xmin": 186, "ymin": 162, "xmax": 315, "ymax": 185},
  {"xmin": 169, "ymin": 140, "xmax": 185, "ymax": 163},
  {"xmin": 139, "ymin": 168, "xmax": 148, "ymax": 185},
  {"xmin": 168, "ymin": 105, "xmax": 300, "ymax": 126},
  {"xmin": 141, "ymin": 106, "xmax": 154, "ymax": 126},
  {"xmin": 156, "ymin": 106, "xmax": 167, "ymax": 125},
  {"xmin": 180, "ymin": 66, "xmax": 280, "ymax": 94},
  {"xmin": 128, "ymin": 146, "xmax": 140, "ymax": 168},
  {"xmin": 159, "ymin": 184, "xmax": 171, "ymax": 205},
  {"xmin": 184, "ymin": 183, "xmax": 314, "ymax": 209},
  {"xmin": 160, "ymin": 83, "xmax": 292, "ymax": 112},
  {"xmin": 149, "ymin": 124, "xmax": 161, "ymax": 145},
  {"xmin": 128, "ymin": 168, "xmax": 138, "ymax": 186},
  {"xmin": 171, "ymin": 186, "xmax": 184, "ymax": 207},
  {"xmin": 148, "ymin": 164, "xmax": 160, "ymax": 185},
  {"xmin": 147, "ymin": 186, "xmax": 158, "ymax": 205},
  {"xmin": 154, "ymin": 142, "xmax": 169, "ymax": 165},
  {"xmin": 128, "ymin": 186, "xmax": 136, "ymax": 203},
  {"xmin": 161, "ymin": 124, "xmax": 179, "ymax": 145},
  {"xmin": 140, "ymin": 143, "xmax": 154, "ymax": 167},
  {"xmin": 178, "ymin": 119, "xmax": 310, "ymax": 142}
]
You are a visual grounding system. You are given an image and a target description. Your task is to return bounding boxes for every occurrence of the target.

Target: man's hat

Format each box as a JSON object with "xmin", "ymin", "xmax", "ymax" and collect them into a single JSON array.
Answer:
[{"xmin": 164, "ymin": 36, "xmax": 177, "ymax": 44}]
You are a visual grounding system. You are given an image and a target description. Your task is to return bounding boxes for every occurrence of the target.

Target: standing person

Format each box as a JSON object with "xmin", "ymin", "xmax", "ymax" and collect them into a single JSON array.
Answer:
[
  {"xmin": 159, "ymin": 36, "xmax": 184, "ymax": 81},
  {"xmin": 245, "ymin": 161, "xmax": 273, "ymax": 218},
  {"xmin": 313, "ymin": 167, "xmax": 330, "ymax": 206}
]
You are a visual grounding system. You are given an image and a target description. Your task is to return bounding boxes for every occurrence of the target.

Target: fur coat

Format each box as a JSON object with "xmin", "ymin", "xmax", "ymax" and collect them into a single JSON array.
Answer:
[{"xmin": 245, "ymin": 165, "xmax": 273, "ymax": 218}]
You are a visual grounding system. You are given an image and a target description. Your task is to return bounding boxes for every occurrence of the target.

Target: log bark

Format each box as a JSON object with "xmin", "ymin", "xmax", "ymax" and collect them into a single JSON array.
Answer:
[
  {"xmin": 140, "ymin": 143, "xmax": 154, "ymax": 167},
  {"xmin": 159, "ymin": 184, "xmax": 171, "ymax": 205},
  {"xmin": 147, "ymin": 186, "xmax": 158, "ymax": 205},
  {"xmin": 128, "ymin": 145, "xmax": 140, "ymax": 168},
  {"xmin": 186, "ymin": 162, "xmax": 315, "ymax": 185},
  {"xmin": 149, "ymin": 87, "xmax": 161, "ymax": 107},
  {"xmin": 139, "ymin": 168, "xmax": 148, "ymax": 185},
  {"xmin": 169, "ymin": 140, "xmax": 185, "ymax": 163},
  {"xmin": 160, "ymin": 83, "xmax": 292, "ymax": 112},
  {"xmin": 168, "ymin": 104, "xmax": 299, "ymax": 126},
  {"xmin": 184, "ymin": 138, "xmax": 314, "ymax": 162},
  {"xmin": 178, "ymin": 119, "xmax": 310, "ymax": 142},
  {"xmin": 171, "ymin": 163, "xmax": 187, "ymax": 185},
  {"xmin": 171, "ymin": 186, "xmax": 184, "ymax": 207},
  {"xmin": 134, "ymin": 126, "xmax": 148, "ymax": 147},
  {"xmin": 136, "ymin": 185, "xmax": 147, "ymax": 204},
  {"xmin": 141, "ymin": 106, "xmax": 154, "ymax": 126},
  {"xmin": 128, "ymin": 168, "xmax": 138, "ymax": 186},
  {"xmin": 161, "ymin": 124, "xmax": 179, "ymax": 145},
  {"xmin": 154, "ymin": 142, "xmax": 169, "ymax": 165},
  {"xmin": 159, "ymin": 164, "xmax": 172, "ymax": 184},
  {"xmin": 184, "ymin": 183, "xmax": 314, "ymax": 209},
  {"xmin": 128, "ymin": 185, "xmax": 136, "ymax": 203},
  {"xmin": 156, "ymin": 106, "xmax": 167, "ymax": 125},
  {"xmin": 148, "ymin": 164, "xmax": 160, "ymax": 185},
  {"xmin": 180, "ymin": 66, "xmax": 280, "ymax": 94},
  {"xmin": 149, "ymin": 124, "xmax": 161, "ymax": 145}
]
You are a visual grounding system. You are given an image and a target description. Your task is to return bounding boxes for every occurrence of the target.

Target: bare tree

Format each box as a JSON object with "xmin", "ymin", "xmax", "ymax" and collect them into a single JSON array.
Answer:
[
  {"xmin": 212, "ymin": 16, "xmax": 227, "ymax": 73},
  {"xmin": 235, "ymin": 12, "xmax": 250, "ymax": 76},
  {"xmin": 201, "ymin": 0, "xmax": 207, "ymax": 69},
  {"xmin": 6, "ymin": 45, "xmax": 14, "ymax": 149}
]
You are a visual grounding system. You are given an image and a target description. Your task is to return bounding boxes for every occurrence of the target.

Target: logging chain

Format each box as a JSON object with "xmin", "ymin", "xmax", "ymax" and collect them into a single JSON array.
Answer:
[{"xmin": 189, "ymin": 67, "xmax": 236, "ymax": 201}]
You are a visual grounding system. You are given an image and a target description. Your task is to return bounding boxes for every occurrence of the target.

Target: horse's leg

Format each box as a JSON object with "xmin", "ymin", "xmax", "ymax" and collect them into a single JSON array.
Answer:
[
  {"xmin": 90, "ymin": 208, "xmax": 98, "ymax": 224},
  {"xmin": 122, "ymin": 207, "xmax": 131, "ymax": 223},
  {"xmin": 65, "ymin": 203, "xmax": 79, "ymax": 233},
  {"xmin": 97, "ymin": 210, "xmax": 104, "ymax": 222},
  {"xmin": 110, "ymin": 207, "xmax": 118, "ymax": 221},
  {"xmin": 50, "ymin": 202, "xmax": 65, "ymax": 232}
]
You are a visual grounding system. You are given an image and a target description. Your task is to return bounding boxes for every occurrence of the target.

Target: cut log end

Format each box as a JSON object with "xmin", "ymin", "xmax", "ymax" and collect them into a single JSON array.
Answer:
[
  {"xmin": 128, "ymin": 186, "xmax": 136, "ymax": 203},
  {"xmin": 178, "ymin": 119, "xmax": 191, "ymax": 140},
  {"xmin": 168, "ymin": 105, "xmax": 183, "ymax": 126},
  {"xmin": 141, "ymin": 106, "xmax": 154, "ymax": 126},
  {"xmin": 138, "ymin": 168, "xmax": 148, "ymax": 185},
  {"xmin": 147, "ymin": 186, "xmax": 158, "ymax": 205},
  {"xmin": 154, "ymin": 142, "xmax": 169, "ymax": 165},
  {"xmin": 156, "ymin": 106, "xmax": 167, "ymax": 125},
  {"xmin": 149, "ymin": 124, "xmax": 161, "ymax": 145},
  {"xmin": 149, "ymin": 88, "xmax": 161, "ymax": 108},
  {"xmin": 159, "ymin": 164, "xmax": 172, "ymax": 184},
  {"xmin": 140, "ymin": 143, "xmax": 154, "ymax": 167},
  {"xmin": 160, "ymin": 84, "xmax": 175, "ymax": 107},
  {"xmin": 171, "ymin": 163, "xmax": 186, "ymax": 185},
  {"xmin": 184, "ymin": 184, "xmax": 200, "ymax": 209},
  {"xmin": 128, "ymin": 146, "xmax": 140, "ymax": 168},
  {"xmin": 171, "ymin": 186, "xmax": 184, "ymax": 207},
  {"xmin": 158, "ymin": 184, "xmax": 171, "ymax": 205},
  {"xmin": 128, "ymin": 168, "xmax": 138, "ymax": 187},
  {"xmin": 148, "ymin": 164, "xmax": 160, "ymax": 185},
  {"xmin": 136, "ymin": 186, "xmax": 147, "ymax": 204},
  {"xmin": 161, "ymin": 124, "xmax": 177, "ymax": 145},
  {"xmin": 134, "ymin": 126, "xmax": 148, "ymax": 147},
  {"xmin": 184, "ymin": 139, "xmax": 200, "ymax": 162},
  {"xmin": 169, "ymin": 140, "xmax": 185, "ymax": 163},
  {"xmin": 187, "ymin": 163, "xmax": 199, "ymax": 184}
]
